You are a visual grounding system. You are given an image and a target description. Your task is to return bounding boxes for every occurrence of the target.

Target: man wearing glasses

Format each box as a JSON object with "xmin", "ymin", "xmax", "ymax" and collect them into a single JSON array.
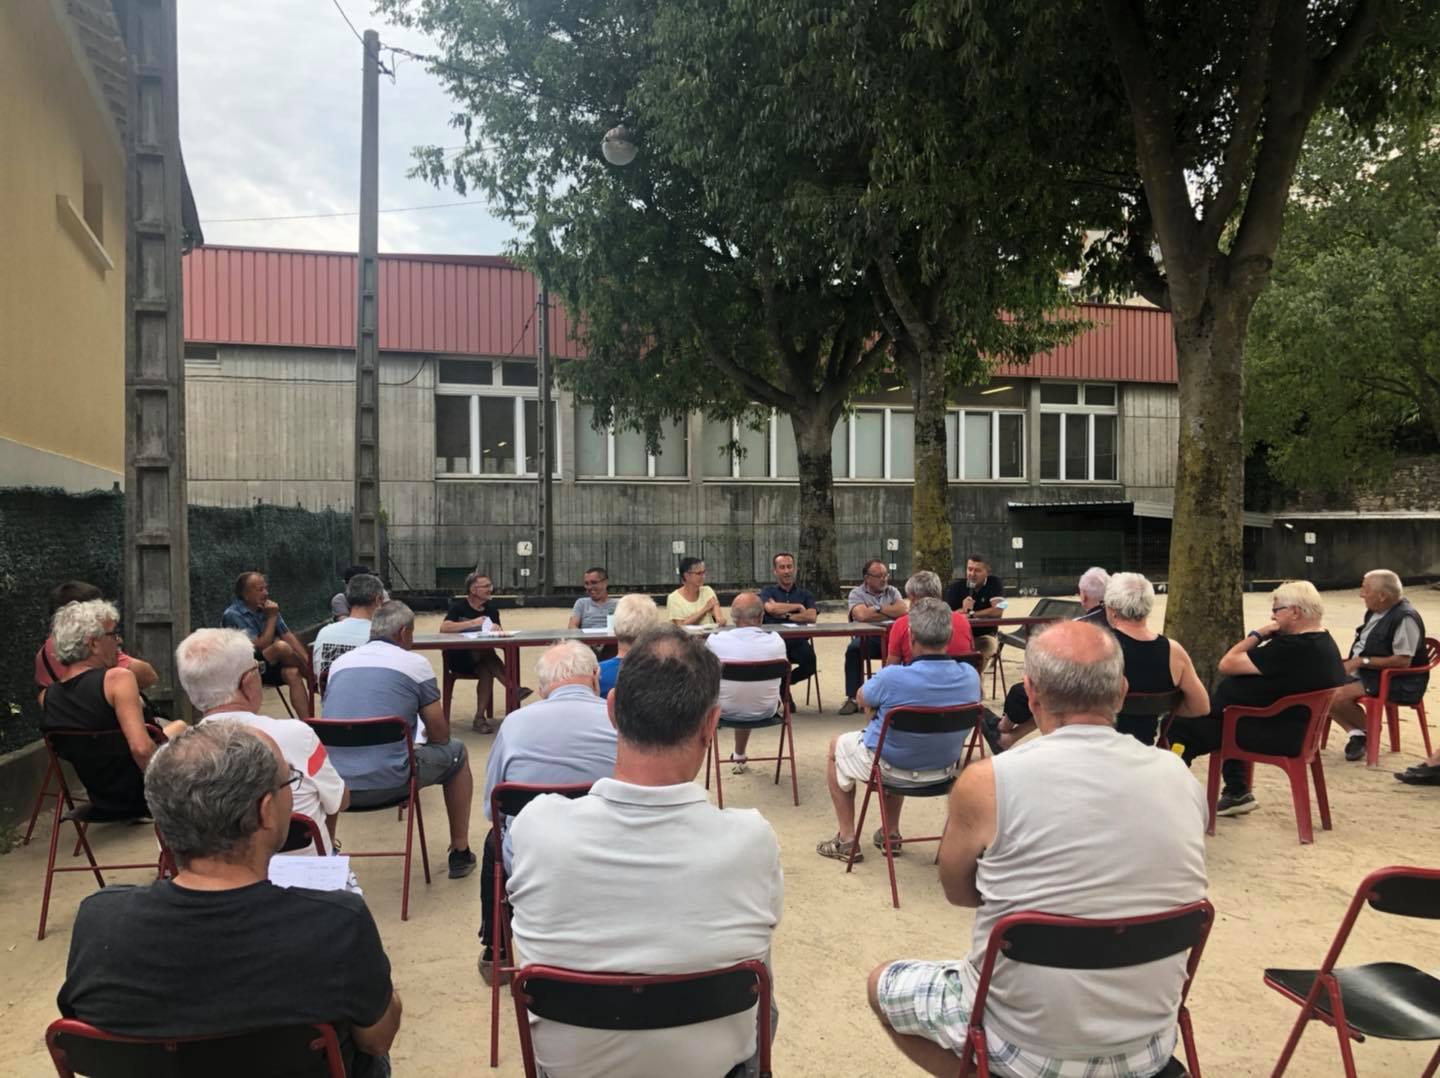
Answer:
[
  {"xmin": 839, "ymin": 559, "xmax": 908, "ymax": 715},
  {"xmin": 179, "ymin": 628, "xmax": 349, "ymax": 853},
  {"xmin": 569, "ymin": 566, "xmax": 621, "ymax": 661}
]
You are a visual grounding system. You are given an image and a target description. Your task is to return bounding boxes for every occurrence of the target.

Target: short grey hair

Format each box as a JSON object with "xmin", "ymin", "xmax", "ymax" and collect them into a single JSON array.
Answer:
[
  {"xmin": 904, "ymin": 570, "xmax": 943, "ymax": 601},
  {"xmin": 345, "ymin": 573, "xmax": 387, "ymax": 608},
  {"xmin": 369, "ymin": 600, "xmax": 416, "ymax": 642},
  {"xmin": 730, "ymin": 591, "xmax": 764, "ymax": 626},
  {"xmin": 536, "ymin": 640, "xmax": 599, "ymax": 693},
  {"xmin": 1026, "ymin": 622, "xmax": 1126, "ymax": 718},
  {"xmin": 464, "ymin": 570, "xmax": 492, "ymax": 590},
  {"xmin": 1104, "ymin": 572, "xmax": 1155, "ymax": 621},
  {"xmin": 1365, "ymin": 569, "xmax": 1403, "ymax": 600},
  {"xmin": 613, "ymin": 592, "xmax": 661, "ymax": 644},
  {"xmin": 909, "ymin": 597, "xmax": 954, "ymax": 649},
  {"xmin": 1077, "ymin": 567, "xmax": 1111, "ymax": 603},
  {"xmin": 52, "ymin": 599, "xmax": 120, "ymax": 664},
  {"xmin": 176, "ymin": 628, "xmax": 256, "ymax": 711},
  {"xmin": 146, "ymin": 721, "xmax": 281, "ymax": 867}
]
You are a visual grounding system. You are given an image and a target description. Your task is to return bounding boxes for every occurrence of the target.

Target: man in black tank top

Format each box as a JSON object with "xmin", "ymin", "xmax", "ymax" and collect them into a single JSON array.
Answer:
[
  {"xmin": 1103, "ymin": 573, "xmax": 1209, "ymax": 746},
  {"xmin": 42, "ymin": 599, "xmax": 186, "ymax": 813}
]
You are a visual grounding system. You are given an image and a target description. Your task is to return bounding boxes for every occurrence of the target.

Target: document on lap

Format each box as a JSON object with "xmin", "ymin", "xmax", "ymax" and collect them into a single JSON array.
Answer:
[{"xmin": 268, "ymin": 853, "xmax": 352, "ymax": 891}]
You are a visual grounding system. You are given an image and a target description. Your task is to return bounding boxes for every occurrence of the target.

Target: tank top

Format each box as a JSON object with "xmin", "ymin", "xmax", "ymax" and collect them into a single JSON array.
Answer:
[
  {"xmin": 1114, "ymin": 631, "xmax": 1176, "ymax": 694},
  {"xmin": 962, "ymin": 725, "xmax": 1208, "ymax": 1058},
  {"xmin": 42, "ymin": 668, "xmax": 148, "ymax": 813}
]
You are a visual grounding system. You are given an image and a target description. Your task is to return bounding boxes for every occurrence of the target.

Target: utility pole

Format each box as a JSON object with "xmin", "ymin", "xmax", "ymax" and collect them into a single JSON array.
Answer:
[
  {"xmin": 352, "ymin": 28, "xmax": 382, "ymax": 571},
  {"xmin": 536, "ymin": 279, "xmax": 553, "ymax": 593}
]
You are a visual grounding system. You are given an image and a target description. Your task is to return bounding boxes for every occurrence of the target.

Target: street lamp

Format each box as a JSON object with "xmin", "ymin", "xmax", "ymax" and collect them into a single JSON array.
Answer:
[{"xmin": 601, "ymin": 125, "xmax": 637, "ymax": 166}]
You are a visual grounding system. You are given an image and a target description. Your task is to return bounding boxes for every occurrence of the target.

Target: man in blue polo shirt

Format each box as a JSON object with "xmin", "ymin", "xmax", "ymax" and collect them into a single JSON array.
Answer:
[
  {"xmin": 817, "ymin": 598, "xmax": 980, "ymax": 864},
  {"xmin": 759, "ymin": 551, "xmax": 818, "ymax": 689},
  {"xmin": 221, "ymin": 570, "xmax": 313, "ymax": 719},
  {"xmin": 324, "ymin": 600, "xmax": 477, "ymax": 879}
]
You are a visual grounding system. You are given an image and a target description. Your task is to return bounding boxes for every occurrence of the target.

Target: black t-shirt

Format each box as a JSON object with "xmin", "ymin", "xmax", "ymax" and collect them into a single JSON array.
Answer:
[
  {"xmin": 58, "ymin": 880, "xmax": 393, "ymax": 1078},
  {"xmin": 444, "ymin": 597, "xmax": 502, "ymax": 627},
  {"xmin": 945, "ymin": 575, "xmax": 1005, "ymax": 636},
  {"xmin": 1212, "ymin": 631, "xmax": 1348, "ymax": 723}
]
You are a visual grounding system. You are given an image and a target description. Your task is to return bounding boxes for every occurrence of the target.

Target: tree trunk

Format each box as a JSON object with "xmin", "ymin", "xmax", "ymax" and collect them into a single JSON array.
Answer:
[
  {"xmin": 790, "ymin": 407, "xmax": 842, "ymax": 597},
  {"xmin": 1163, "ymin": 285, "xmax": 1257, "ymax": 688},
  {"xmin": 909, "ymin": 347, "xmax": 953, "ymax": 578}
]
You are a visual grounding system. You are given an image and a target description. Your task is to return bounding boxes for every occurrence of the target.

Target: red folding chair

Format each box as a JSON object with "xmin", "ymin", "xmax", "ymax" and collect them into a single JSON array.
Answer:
[
  {"xmin": 46, "ymin": 1017, "xmax": 345, "ymax": 1078},
  {"xmin": 510, "ymin": 961, "xmax": 773, "ymax": 1078},
  {"xmin": 845, "ymin": 703, "xmax": 985, "ymax": 909},
  {"xmin": 22, "ymin": 750, "xmax": 75, "ymax": 847},
  {"xmin": 280, "ymin": 812, "xmax": 329, "ymax": 855},
  {"xmin": 442, "ymin": 658, "xmax": 495, "ymax": 725},
  {"xmin": 304, "ymin": 716, "xmax": 430, "ymax": 920},
  {"xmin": 705, "ymin": 660, "xmax": 799, "ymax": 810},
  {"xmin": 37, "ymin": 725, "xmax": 173, "ymax": 941},
  {"xmin": 1205, "ymin": 688, "xmax": 1338, "ymax": 845},
  {"xmin": 958, "ymin": 901, "xmax": 1213, "ymax": 1078},
  {"xmin": 486, "ymin": 781, "xmax": 594, "ymax": 1068},
  {"xmin": 1362, "ymin": 638, "xmax": 1437, "ymax": 767},
  {"xmin": 1266, "ymin": 865, "xmax": 1440, "ymax": 1077}
]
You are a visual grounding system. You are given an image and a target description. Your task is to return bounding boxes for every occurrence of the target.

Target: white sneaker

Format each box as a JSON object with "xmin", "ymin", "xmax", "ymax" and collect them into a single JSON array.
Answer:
[{"xmin": 730, "ymin": 753, "xmax": 748, "ymax": 775}]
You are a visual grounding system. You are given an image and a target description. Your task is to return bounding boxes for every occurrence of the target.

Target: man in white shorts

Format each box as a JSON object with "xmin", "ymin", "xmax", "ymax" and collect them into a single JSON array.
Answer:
[{"xmin": 816, "ymin": 598, "xmax": 979, "ymax": 863}]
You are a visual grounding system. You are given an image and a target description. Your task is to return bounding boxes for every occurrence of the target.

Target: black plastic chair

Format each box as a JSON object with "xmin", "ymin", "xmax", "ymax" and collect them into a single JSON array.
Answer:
[
  {"xmin": 993, "ymin": 598, "xmax": 1083, "ymax": 693},
  {"xmin": 1266, "ymin": 865, "xmax": 1440, "ymax": 1077},
  {"xmin": 511, "ymin": 961, "xmax": 772, "ymax": 1078},
  {"xmin": 46, "ymin": 1017, "xmax": 345, "ymax": 1078},
  {"xmin": 705, "ymin": 660, "xmax": 799, "ymax": 810},
  {"xmin": 957, "ymin": 901, "xmax": 1214, "ymax": 1078},
  {"xmin": 487, "ymin": 781, "xmax": 594, "ymax": 1068},
  {"xmin": 846, "ymin": 703, "xmax": 984, "ymax": 908},
  {"xmin": 1119, "ymin": 689, "xmax": 1185, "ymax": 747},
  {"xmin": 304, "ymin": 716, "xmax": 430, "ymax": 920}
]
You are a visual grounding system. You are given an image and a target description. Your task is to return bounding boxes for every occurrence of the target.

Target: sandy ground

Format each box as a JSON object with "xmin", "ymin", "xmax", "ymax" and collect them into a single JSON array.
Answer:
[{"xmin": 2, "ymin": 587, "xmax": 1438, "ymax": 1077}]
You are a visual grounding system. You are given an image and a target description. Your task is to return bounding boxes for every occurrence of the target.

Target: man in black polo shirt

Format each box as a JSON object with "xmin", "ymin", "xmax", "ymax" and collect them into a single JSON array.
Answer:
[
  {"xmin": 945, "ymin": 554, "xmax": 1005, "ymax": 669},
  {"xmin": 759, "ymin": 551, "xmax": 818, "ymax": 689},
  {"xmin": 58, "ymin": 722, "xmax": 401, "ymax": 1077}
]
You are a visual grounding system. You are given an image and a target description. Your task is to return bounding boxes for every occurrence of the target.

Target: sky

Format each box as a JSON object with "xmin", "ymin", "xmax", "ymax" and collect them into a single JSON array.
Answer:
[{"xmin": 177, "ymin": 0, "xmax": 520, "ymax": 256}]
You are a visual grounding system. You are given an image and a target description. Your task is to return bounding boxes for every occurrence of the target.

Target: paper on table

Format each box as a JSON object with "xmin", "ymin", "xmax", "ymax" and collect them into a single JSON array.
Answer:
[
  {"xmin": 268, "ymin": 853, "xmax": 352, "ymax": 891},
  {"xmin": 580, "ymin": 627, "xmax": 609, "ymax": 634},
  {"xmin": 783, "ymin": 622, "xmax": 799, "ymax": 627}
]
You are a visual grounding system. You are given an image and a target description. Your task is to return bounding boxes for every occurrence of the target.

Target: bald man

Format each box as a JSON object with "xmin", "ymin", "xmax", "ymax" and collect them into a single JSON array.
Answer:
[
  {"xmin": 706, "ymin": 592, "xmax": 788, "ymax": 774},
  {"xmin": 868, "ymin": 621, "xmax": 1207, "ymax": 1076}
]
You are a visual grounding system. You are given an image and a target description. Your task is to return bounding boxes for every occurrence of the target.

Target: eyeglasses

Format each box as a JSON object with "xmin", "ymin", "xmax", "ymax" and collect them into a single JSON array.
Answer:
[
  {"xmin": 685, "ymin": 568, "xmax": 706, "ymax": 577},
  {"xmin": 275, "ymin": 766, "xmax": 303, "ymax": 791},
  {"xmin": 102, "ymin": 629, "xmax": 123, "ymax": 639},
  {"xmin": 865, "ymin": 570, "xmax": 888, "ymax": 580},
  {"xmin": 1271, "ymin": 605, "xmax": 1293, "ymax": 614}
]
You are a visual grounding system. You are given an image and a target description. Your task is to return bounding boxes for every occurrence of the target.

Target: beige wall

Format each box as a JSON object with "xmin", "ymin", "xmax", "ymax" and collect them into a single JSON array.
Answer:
[
  {"xmin": 1119, "ymin": 382, "xmax": 1180, "ymax": 496},
  {"xmin": 0, "ymin": 1, "xmax": 127, "ymax": 486}
]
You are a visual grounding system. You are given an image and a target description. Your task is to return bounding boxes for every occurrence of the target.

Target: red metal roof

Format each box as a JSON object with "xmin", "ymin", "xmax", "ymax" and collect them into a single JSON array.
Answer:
[
  {"xmin": 183, "ymin": 245, "xmax": 1175, "ymax": 382},
  {"xmin": 182, "ymin": 245, "xmax": 584, "ymax": 359}
]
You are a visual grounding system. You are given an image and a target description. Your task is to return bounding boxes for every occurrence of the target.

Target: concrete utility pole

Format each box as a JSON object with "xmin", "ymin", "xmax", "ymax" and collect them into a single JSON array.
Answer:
[
  {"xmin": 121, "ymin": 0, "xmax": 191, "ymax": 715},
  {"xmin": 352, "ymin": 28, "xmax": 382, "ymax": 570},
  {"xmin": 536, "ymin": 280, "xmax": 553, "ymax": 592}
]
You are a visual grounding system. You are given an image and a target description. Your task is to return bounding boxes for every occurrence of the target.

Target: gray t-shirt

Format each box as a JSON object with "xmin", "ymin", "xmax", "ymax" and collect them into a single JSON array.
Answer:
[
  {"xmin": 570, "ymin": 595, "xmax": 619, "ymax": 629},
  {"xmin": 847, "ymin": 584, "xmax": 902, "ymax": 618}
]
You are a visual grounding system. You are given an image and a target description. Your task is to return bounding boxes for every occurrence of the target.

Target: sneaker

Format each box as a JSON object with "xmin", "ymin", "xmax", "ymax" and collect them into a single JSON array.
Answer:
[
  {"xmin": 448, "ymin": 847, "xmax": 478, "ymax": 879},
  {"xmin": 1216, "ymin": 791, "xmax": 1258, "ymax": 817},
  {"xmin": 1344, "ymin": 734, "xmax": 1367, "ymax": 762},
  {"xmin": 730, "ymin": 753, "xmax": 748, "ymax": 775},
  {"xmin": 478, "ymin": 948, "xmax": 512, "ymax": 986},
  {"xmin": 872, "ymin": 828, "xmax": 903, "ymax": 854},
  {"xmin": 838, "ymin": 698, "xmax": 860, "ymax": 716}
]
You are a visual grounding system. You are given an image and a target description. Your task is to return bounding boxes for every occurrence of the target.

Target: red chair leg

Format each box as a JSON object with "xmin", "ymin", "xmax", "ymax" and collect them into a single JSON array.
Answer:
[
  {"xmin": 414, "ymin": 789, "xmax": 431, "ymax": 883},
  {"xmin": 1418, "ymin": 700, "xmax": 1435, "ymax": 758},
  {"xmin": 1421, "ymin": 1041, "xmax": 1440, "ymax": 1078},
  {"xmin": 712, "ymin": 738, "xmax": 726, "ymax": 810},
  {"xmin": 1204, "ymin": 753, "xmax": 1222, "ymax": 837},
  {"xmin": 703, "ymin": 739, "xmax": 713, "ymax": 792},
  {"xmin": 23, "ymin": 757, "xmax": 59, "ymax": 846},
  {"xmin": 875, "ymin": 783, "xmax": 900, "ymax": 909},
  {"xmin": 1385, "ymin": 702, "xmax": 1402, "ymax": 753},
  {"xmin": 489, "ymin": 837, "xmax": 505, "ymax": 1067},
  {"xmin": 1364, "ymin": 697, "xmax": 1383, "ymax": 767},
  {"xmin": 442, "ymin": 668, "xmax": 456, "ymax": 723},
  {"xmin": 37, "ymin": 793, "xmax": 66, "ymax": 941},
  {"xmin": 401, "ymin": 785, "xmax": 416, "ymax": 922},
  {"xmin": 785, "ymin": 719, "xmax": 799, "ymax": 806},
  {"xmin": 1284, "ymin": 761, "xmax": 1315, "ymax": 845},
  {"xmin": 848, "ymin": 779, "xmax": 875, "ymax": 878},
  {"xmin": 1178, "ymin": 1006, "xmax": 1202, "ymax": 1078},
  {"xmin": 1329, "ymin": 982, "xmax": 1361, "ymax": 1078},
  {"xmin": 1311, "ymin": 757, "xmax": 1332, "ymax": 831}
]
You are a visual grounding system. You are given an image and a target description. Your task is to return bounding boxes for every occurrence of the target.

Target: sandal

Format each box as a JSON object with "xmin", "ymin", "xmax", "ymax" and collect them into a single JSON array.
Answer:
[
  {"xmin": 816, "ymin": 835, "xmax": 863, "ymax": 863},
  {"xmin": 873, "ymin": 829, "xmax": 904, "ymax": 854},
  {"xmin": 730, "ymin": 753, "xmax": 748, "ymax": 775},
  {"xmin": 472, "ymin": 716, "xmax": 494, "ymax": 734}
]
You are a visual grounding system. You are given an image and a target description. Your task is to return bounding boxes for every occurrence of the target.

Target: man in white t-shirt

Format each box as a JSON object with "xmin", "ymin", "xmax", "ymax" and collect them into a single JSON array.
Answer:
[
  {"xmin": 706, "ymin": 592, "xmax": 788, "ymax": 774},
  {"xmin": 176, "ymin": 628, "xmax": 348, "ymax": 852},
  {"xmin": 312, "ymin": 573, "xmax": 386, "ymax": 688}
]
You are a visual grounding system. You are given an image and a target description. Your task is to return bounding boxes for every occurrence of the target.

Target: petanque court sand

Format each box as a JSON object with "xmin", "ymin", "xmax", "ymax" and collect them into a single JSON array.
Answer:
[{"xmin": 1, "ymin": 587, "xmax": 1436, "ymax": 1076}]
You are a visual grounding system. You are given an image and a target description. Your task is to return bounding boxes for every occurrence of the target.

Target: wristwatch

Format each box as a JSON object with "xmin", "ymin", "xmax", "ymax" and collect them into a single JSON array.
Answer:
[
  {"xmin": 1361, "ymin": 656, "xmax": 1371, "ymax": 666},
  {"xmin": 1247, "ymin": 630, "xmax": 1262, "ymax": 641}
]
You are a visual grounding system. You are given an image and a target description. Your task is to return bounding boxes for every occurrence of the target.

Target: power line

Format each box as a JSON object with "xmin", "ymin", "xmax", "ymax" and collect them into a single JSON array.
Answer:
[
  {"xmin": 328, "ymin": 0, "xmax": 393, "ymax": 75},
  {"xmin": 203, "ymin": 199, "xmax": 488, "ymax": 224}
]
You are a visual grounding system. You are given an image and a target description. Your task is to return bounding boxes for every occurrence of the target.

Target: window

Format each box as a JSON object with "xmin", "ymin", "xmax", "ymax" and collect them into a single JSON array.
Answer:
[
  {"xmin": 574, "ymin": 404, "xmax": 688, "ymax": 478},
  {"xmin": 830, "ymin": 408, "xmax": 931, "ymax": 481},
  {"xmin": 434, "ymin": 359, "xmax": 560, "ymax": 477},
  {"xmin": 702, "ymin": 414, "xmax": 787, "ymax": 479},
  {"xmin": 943, "ymin": 410, "xmax": 1026, "ymax": 481},
  {"xmin": 1039, "ymin": 382, "xmax": 1118, "ymax": 481}
]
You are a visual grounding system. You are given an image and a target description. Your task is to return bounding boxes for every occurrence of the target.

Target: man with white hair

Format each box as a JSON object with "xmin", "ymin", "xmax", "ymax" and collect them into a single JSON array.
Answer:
[
  {"xmin": 325, "ymin": 600, "xmax": 477, "ymax": 879},
  {"xmin": 478, "ymin": 640, "xmax": 617, "ymax": 983},
  {"xmin": 598, "ymin": 592, "xmax": 662, "ymax": 698},
  {"xmin": 176, "ymin": 628, "xmax": 349, "ymax": 852},
  {"xmin": 1104, "ymin": 572, "xmax": 1209, "ymax": 746},
  {"xmin": 707, "ymin": 592, "xmax": 789, "ymax": 774},
  {"xmin": 1076, "ymin": 566, "xmax": 1111, "ymax": 625},
  {"xmin": 867, "ymin": 621, "xmax": 1207, "ymax": 1075},
  {"xmin": 42, "ymin": 599, "xmax": 186, "ymax": 815},
  {"xmin": 883, "ymin": 571, "xmax": 976, "ymax": 667},
  {"xmin": 1329, "ymin": 569, "xmax": 1429, "ymax": 763}
]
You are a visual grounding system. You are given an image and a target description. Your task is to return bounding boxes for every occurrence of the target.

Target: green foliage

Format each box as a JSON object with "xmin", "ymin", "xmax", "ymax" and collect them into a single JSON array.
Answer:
[{"xmin": 1246, "ymin": 112, "xmax": 1440, "ymax": 492}]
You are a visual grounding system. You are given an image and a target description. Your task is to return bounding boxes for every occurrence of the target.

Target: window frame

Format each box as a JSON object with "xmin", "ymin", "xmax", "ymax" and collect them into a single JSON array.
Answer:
[
  {"xmin": 434, "ymin": 359, "xmax": 561, "ymax": 479},
  {"xmin": 701, "ymin": 413, "xmax": 792, "ymax": 481},
  {"xmin": 947, "ymin": 408, "xmax": 1028, "ymax": 482},
  {"xmin": 1038, "ymin": 382, "xmax": 1119, "ymax": 483},
  {"xmin": 574, "ymin": 407, "xmax": 689, "ymax": 480}
]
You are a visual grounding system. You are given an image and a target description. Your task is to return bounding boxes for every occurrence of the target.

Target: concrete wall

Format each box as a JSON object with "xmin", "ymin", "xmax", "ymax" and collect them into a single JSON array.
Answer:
[
  {"xmin": 186, "ymin": 345, "xmax": 1177, "ymax": 589},
  {"xmin": 0, "ymin": 0, "xmax": 128, "ymax": 488},
  {"xmin": 1257, "ymin": 514, "xmax": 1440, "ymax": 588}
]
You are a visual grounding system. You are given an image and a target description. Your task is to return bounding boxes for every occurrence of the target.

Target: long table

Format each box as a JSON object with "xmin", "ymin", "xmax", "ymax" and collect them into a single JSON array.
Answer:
[{"xmin": 412, "ymin": 615, "xmax": 1061, "ymax": 715}]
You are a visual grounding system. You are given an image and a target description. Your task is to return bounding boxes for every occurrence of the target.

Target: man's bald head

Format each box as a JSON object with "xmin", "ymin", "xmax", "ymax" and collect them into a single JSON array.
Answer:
[
  {"xmin": 1024, "ymin": 620, "xmax": 1125, "ymax": 722},
  {"xmin": 730, "ymin": 591, "xmax": 763, "ymax": 626}
]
